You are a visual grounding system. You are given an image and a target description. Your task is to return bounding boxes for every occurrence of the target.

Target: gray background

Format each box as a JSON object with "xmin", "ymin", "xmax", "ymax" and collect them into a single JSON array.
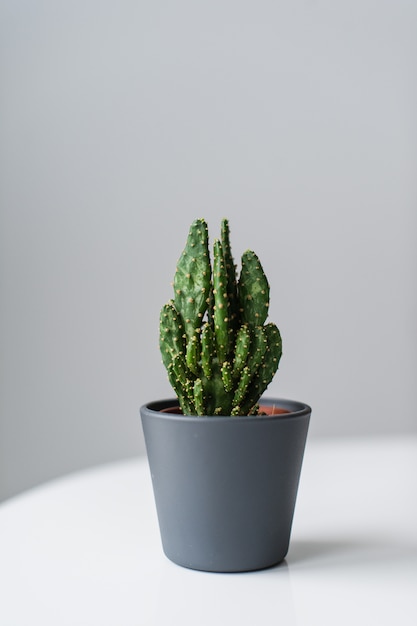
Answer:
[{"xmin": 1, "ymin": 0, "xmax": 416, "ymax": 502}]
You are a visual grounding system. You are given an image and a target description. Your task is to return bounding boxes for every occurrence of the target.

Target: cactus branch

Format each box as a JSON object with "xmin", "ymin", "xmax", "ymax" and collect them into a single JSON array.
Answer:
[
  {"xmin": 238, "ymin": 250, "xmax": 270, "ymax": 327},
  {"xmin": 213, "ymin": 239, "xmax": 231, "ymax": 363},
  {"xmin": 174, "ymin": 218, "xmax": 211, "ymax": 341},
  {"xmin": 221, "ymin": 218, "xmax": 239, "ymax": 330}
]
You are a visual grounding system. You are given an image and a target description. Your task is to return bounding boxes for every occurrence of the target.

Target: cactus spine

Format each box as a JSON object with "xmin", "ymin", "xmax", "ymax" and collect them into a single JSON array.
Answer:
[{"xmin": 159, "ymin": 218, "xmax": 282, "ymax": 416}]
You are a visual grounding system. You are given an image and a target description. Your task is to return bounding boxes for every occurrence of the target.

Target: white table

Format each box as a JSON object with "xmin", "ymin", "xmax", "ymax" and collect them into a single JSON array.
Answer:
[{"xmin": 0, "ymin": 437, "xmax": 416, "ymax": 626}]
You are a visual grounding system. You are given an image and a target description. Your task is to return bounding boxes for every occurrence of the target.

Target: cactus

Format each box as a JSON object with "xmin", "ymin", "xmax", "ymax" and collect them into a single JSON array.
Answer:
[{"xmin": 159, "ymin": 218, "xmax": 282, "ymax": 416}]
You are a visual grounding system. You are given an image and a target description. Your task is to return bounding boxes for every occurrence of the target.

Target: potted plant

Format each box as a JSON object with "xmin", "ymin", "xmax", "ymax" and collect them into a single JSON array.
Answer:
[{"xmin": 140, "ymin": 218, "xmax": 311, "ymax": 572}]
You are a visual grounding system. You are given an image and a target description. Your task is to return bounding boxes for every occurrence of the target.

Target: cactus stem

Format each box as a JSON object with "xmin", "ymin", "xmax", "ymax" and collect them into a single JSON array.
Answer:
[{"xmin": 161, "ymin": 219, "xmax": 281, "ymax": 416}]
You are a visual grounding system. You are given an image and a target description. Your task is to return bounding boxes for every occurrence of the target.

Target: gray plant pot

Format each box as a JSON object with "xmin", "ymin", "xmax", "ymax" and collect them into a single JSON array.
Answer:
[{"xmin": 140, "ymin": 397, "xmax": 311, "ymax": 573}]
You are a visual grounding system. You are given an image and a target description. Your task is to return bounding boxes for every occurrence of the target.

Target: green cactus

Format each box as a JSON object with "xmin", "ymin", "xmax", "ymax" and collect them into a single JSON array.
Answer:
[{"xmin": 159, "ymin": 218, "xmax": 282, "ymax": 416}]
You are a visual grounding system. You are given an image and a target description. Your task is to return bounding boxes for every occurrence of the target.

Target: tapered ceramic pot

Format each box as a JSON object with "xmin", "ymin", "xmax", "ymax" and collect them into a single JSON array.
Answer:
[{"xmin": 140, "ymin": 397, "xmax": 311, "ymax": 573}]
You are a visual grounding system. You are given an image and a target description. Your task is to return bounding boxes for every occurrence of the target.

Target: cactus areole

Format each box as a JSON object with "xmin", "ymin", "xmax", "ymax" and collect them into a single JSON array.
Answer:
[{"xmin": 159, "ymin": 218, "xmax": 282, "ymax": 416}]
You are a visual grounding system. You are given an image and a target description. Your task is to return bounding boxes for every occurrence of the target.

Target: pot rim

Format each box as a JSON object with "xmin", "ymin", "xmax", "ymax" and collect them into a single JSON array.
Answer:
[{"xmin": 141, "ymin": 397, "xmax": 311, "ymax": 423}]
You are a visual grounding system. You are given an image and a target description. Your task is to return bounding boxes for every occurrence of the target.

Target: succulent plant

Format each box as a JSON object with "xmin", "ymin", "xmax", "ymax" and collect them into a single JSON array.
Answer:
[{"xmin": 159, "ymin": 218, "xmax": 282, "ymax": 416}]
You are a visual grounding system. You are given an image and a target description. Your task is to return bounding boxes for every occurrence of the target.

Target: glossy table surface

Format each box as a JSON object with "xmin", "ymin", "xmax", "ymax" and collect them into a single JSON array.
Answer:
[{"xmin": 0, "ymin": 436, "xmax": 416, "ymax": 626}]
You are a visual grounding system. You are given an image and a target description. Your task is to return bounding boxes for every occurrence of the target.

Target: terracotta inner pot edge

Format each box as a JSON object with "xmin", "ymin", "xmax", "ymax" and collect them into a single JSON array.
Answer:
[{"xmin": 160, "ymin": 405, "xmax": 290, "ymax": 416}]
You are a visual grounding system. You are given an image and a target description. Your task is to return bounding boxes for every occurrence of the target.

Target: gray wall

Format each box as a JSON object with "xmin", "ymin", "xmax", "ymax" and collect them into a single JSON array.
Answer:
[{"xmin": 1, "ymin": 0, "xmax": 416, "ymax": 501}]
